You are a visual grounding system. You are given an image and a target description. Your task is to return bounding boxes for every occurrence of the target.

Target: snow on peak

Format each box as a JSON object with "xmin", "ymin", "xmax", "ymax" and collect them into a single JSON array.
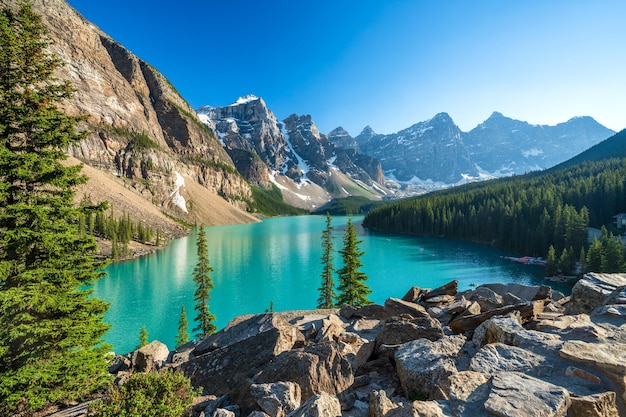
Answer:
[{"xmin": 230, "ymin": 94, "xmax": 260, "ymax": 106}]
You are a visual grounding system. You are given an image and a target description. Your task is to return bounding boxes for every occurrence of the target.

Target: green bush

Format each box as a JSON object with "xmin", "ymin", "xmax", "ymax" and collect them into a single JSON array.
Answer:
[{"xmin": 89, "ymin": 370, "xmax": 198, "ymax": 417}]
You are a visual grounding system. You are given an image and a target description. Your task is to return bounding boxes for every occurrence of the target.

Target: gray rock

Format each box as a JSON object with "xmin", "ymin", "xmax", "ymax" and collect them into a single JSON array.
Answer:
[
  {"xmin": 469, "ymin": 343, "xmax": 547, "ymax": 375},
  {"xmin": 568, "ymin": 273, "xmax": 626, "ymax": 314},
  {"xmin": 256, "ymin": 341, "xmax": 354, "ymax": 401},
  {"xmin": 384, "ymin": 297, "xmax": 432, "ymax": 319},
  {"xmin": 568, "ymin": 392, "xmax": 620, "ymax": 417},
  {"xmin": 286, "ymin": 391, "xmax": 341, "ymax": 417},
  {"xmin": 483, "ymin": 372, "xmax": 571, "ymax": 417},
  {"xmin": 394, "ymin": 335, "xmax": 466, "ymax": 400},
  {"xmin": 246, "ymin": 412, "xmax": 270, "ymax": 417},
  {"xmin": 375, "ymin": 315, "xmax": 444, "ymax": 354},
  {"xmin": 472, "ymin": 312, "xmax": 560, "ymax": 348},
  {"xmin": 132, "ymin": 340, "xmax": 169, "ymax": 373},
  {"xmin": 368, "ymin": 389, "xmax": 396, "ymax": 417},
  {"xmin": 213, "ymin": 409, "xmax": 236, "ymax": 417},
  {"xmin": 250, "ymin": 382, "xmax": 301, "ymax": 417}
]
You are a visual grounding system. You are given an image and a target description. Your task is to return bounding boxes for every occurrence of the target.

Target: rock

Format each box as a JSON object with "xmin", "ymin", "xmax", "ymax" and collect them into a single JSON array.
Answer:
[
  {"xmin": 472, "ymin": 312, "xmax": 560, "ymax": 348},
  {"xmin": 285, "ymin": 391, "xmax": 341, "ymax": 417},
  {"xmin": 194, "ymin": 313, "xmax": 297, "ymax": 356},
  {"xmin": 483, "ymin": 372, "xmax": 571, "ymax": 417},
  {"xmin": 179, "ymin": 325, "xmax": 298, "ymax": 413},
  {"xmin": 568, "ymin": 392, "xmax": 620, "ymax": 417},
  {"xmin": 368, "ymin": 389, "xmax": 397, "ymax": 417},
  {"xmin": 568, "ymin": 273, "xmax": 626, "ymax": 314},
  {"xmin": 108, "ymin": 354, "xmax": 131, "ymax": 374},
  {"xmin": 213, "ymin": 409, "xmax": 236, "ymax": 417},
  {"xmin": 401, "ymin": 286, "xmax": 424, "ymax": 303},
  {"xmin": 340, "ymin": 304, "xmax": 358, "ymax": 320},
  {"xmin": 250, "ymin": 382, "xmax": 301, "ymax": 417},
  {"xmin": 246, "ymin": 412, "xmax": 270, "ymax": 417},
  {"xmin": 482, "ymin": 283, "xmax": 564, "ymax": 302},
  {"xmin": 448, "ymin": 301, "xmax": 544, "ymax": 335},
  {"xmin": 384, "ymin": 297, "xmax": 432, "ymax": 319},
  {"xmin": 353, "ymin": 304, "xmax": 388, "ymax": 320},
  {"xmin": 468, "ymin": 286, "xmax": 505, "ymax": 310},
  {"xmin": 447, "ymin": 370, "xmax": 490, "ymax": 416},
  {"xmin": 375, "ymin": 316, "xmax": 444, "ymax": 354},
  {"xmin": 420, "ymin": 280, "xmax": 458, "ymax": 302},
  {"xmin": 315, "ymin": 314, "xmax": 346, "ymax": 343},
  {"xmin": 394, "ymin": 335, "xmax": 466, "ymax": 400},
  {"xmin": 469, "ymin": 343, "xmax": 547, "ymax": 375},
  {"xmin": 407, "ymin": 400, "xmax": 451, "ymax": 417},
  {"xmin": 256, "ymin": 341, "xmax": 354, "ymax": 401},
  {"xmin": 132, "ymin": 340, "xmax": 169, "ymax": 373},
  {"xmin": 565, "ymin": 366, "xmax": 602, "ymax": 384}
]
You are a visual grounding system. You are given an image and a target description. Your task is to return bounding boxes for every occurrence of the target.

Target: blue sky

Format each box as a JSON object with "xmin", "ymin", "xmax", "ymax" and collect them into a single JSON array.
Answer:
[{"xmin": 65, "ymin": 0, "xmax": 625, "ymax": 135}]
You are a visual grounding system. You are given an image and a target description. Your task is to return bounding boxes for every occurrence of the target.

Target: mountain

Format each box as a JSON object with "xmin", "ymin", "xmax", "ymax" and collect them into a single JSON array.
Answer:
[
  {"xmin": 338, "ymin": 112, "xmax": 615, "ymax": 191},
  {"xmin": 354, "ymin": 113, "xmax": 478, "ymax": 185},
  {"xmin": 198, "ymin": 97, "xmax": 388, "ymax": 209},
  {"xmin": 464, "ymin": 112, "xmax": 615, "ymax": 176},
  {"xmin": 549, "ymin": 128, "xmax": 626, "ymax": 171},
  {"xmin": 2, "ymin": 0, "xmax": 258, "ymax": 238}
]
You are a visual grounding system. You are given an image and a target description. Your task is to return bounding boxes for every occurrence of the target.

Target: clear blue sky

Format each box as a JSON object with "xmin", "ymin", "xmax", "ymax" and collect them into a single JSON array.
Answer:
[{"xmin": 65, "ymin": 0, "xmax": 625, "ymax": 135}]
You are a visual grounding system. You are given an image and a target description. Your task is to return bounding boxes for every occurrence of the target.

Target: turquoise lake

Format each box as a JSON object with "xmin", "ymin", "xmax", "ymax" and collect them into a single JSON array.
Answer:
[{"xmin": 94, "ymin": 215, "xmax": 558, "ymax": 353}]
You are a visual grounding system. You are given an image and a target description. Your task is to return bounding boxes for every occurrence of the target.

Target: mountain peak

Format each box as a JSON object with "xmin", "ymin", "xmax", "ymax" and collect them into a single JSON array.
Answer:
[
  {"xmin": 230, "ymin": 94, "xmax": 261, "ymax": 106},
  {"xmin": 429, "ymin": 112, "xmax": 454, "ymax": 124},
  {"xmin": 328, "ymin": 126, "xmax": 350, "ymax": 137},
  {"xmin": 488, "ymin": 111, "xmax": 505, "ymax": 119},
  {"xmin": 359, "ymin": 126, "xmax": 377, "ymax": 137}
]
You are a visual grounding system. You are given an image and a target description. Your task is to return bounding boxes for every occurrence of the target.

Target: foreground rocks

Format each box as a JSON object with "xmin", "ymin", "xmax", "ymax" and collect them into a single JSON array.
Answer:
[{"xmin": 103, "ymin": 273, "xmax": 626, "ymax": 417}]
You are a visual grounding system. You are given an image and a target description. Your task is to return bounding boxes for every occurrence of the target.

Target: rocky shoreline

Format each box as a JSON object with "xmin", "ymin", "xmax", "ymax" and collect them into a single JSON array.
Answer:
[{"xmin": 63, "ymin": 273, "xmax": 626, "ymax": 417}]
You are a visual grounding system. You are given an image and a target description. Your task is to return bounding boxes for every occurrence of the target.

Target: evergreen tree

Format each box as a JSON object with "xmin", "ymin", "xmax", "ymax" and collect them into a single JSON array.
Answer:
[
  {"xmin": 317, "ymin": 213, "xmax": 337, "ymax": 308},
  {"xmin": 586, "ymin": 238, "xmax": 603, "ymax": 273},
  {"xmin": 137, "ymin": 326, "xmax": 149, "ymax": 349},
  {"xmin": 545, "ymin": 245, "xmax": 557, "ymax": 277},
  {"xmin": 336, "ymin": 218, "xmax": 372, "ymax": 307},
  {"xmin": 175, "ymin": 305, "xmax": 190, "ymax": 348},
  {"xmin": 193, "ymin": 226, "xmax": 217, "ymax": 339},
  {"xmin": 0, "ymin": 3, "xmax": 110, "ymax": 413}
]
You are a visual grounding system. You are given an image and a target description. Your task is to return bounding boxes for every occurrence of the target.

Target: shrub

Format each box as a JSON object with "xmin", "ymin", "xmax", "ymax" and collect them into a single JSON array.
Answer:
[{"xmin": 89, "ymin": 370, "xmax": 198, "ymax": 417}]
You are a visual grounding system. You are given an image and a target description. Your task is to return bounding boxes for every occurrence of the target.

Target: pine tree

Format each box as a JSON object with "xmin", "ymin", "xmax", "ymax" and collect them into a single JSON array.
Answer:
[
  {"xmin": 317, "ymin": 213, "xmax": 337, "ymax": 308},
  {"xmin": 137, "ymin": 326, "xmax": 149, "ymax": 349},
  {"xmin": 0, "ymin": 3, "xmax": 110, "ymax": 413},
  {"xmin": 545, "ymin": 245, "xmax": 557, "ymax": 277},
  {"xmin": 176, "ymin": 305, "xmax": 190, "ymax": 348},
  {"xmin": 193, "ymin": 226, "xmax": 217, "ymax": 339},
  {"xmin": 336, "ymin": 218, "xmax": 372, "ymax": 307}
]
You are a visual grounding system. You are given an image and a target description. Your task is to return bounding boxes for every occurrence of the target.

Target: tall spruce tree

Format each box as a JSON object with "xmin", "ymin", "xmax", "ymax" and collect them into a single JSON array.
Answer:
[
  {"xmin": 175, "ymin": 305, "xmax": 190, "ymax": 348},
  {"xmin": 0, "ymin": 2, "xmax": 110, "ymax": 413},
  {"xmin": 193, "ymin": 226, "xmax": 216, "ymax": 339},
  {"xmin": 336, "ymin": 218, "xmax": 371, "ymax": 307},
  {"xmin": 317, "ymin": 213, "xmax": 336, "ymax": 308}
]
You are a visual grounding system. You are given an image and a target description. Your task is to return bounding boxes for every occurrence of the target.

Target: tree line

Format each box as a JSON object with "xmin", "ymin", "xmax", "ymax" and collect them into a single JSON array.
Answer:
[{"xmin": 363, "ymin": 157, "xmax": 626, "ymax": 273}]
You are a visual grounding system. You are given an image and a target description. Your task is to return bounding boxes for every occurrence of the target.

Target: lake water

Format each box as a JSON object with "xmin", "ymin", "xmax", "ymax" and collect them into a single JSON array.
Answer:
[{"xmin": 94, "ymin": 215, "xmax": 555, "ymax": 353}]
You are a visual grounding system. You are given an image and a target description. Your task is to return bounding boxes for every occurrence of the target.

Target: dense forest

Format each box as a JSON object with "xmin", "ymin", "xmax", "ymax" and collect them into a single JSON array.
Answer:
[{"xmin": 363, "ymin": 131, "xmax": 626, "ymax": 267}]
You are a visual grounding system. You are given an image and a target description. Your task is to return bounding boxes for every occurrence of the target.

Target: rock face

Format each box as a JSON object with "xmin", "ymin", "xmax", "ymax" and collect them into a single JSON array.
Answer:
[
  {"xmin": 464, "ymin": 111, "xmax": 615, "ymax": 176},
  {"xmin": 198, "ymin": 96, "xmax": 388, "ymax": 208},
  {"xmin": 356, "ymin": 113, "xmax": 477, "ymax": 184},
  {"xmin": 1, "ymin": 0, "xmax": 255, "ymax": 234},
  {"xmin": 105, "ymin": 280, "xmax": 626, "ymax": 416}
]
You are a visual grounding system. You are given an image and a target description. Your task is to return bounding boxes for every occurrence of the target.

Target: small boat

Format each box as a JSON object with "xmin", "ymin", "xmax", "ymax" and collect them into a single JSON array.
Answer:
[{"xmin": 502, "ymin": 256, "xmax": 547, "ymax": 266}]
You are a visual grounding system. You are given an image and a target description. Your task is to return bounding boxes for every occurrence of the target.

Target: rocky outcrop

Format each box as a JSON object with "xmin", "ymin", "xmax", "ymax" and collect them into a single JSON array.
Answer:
[
  {"xmin": 98, "ymin": 274, "xmax": 626, "ymax": 417},
  {"xmin": 199, "ymin": 97, "xmax": 390, "ymax": 207},
  {"xmin": 1, "ymin": 0, "xmax": 255, "ymax": 232},
  {"xmin": 355, "ymin": 113, "xmax": 478, "ymax": 184}
]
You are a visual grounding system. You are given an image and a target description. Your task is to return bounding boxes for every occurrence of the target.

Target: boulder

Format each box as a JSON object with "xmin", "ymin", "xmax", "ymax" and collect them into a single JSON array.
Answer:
[
  {"xmin": 246, "ymin": 412, "xmax": 270, "ymax": 417},
  {"xmin": 394, "ymin": 335, "xmax": 466, "ymax": 400},
  {"xmin": 483, "ymin": 372, "xmax": 571, "ymax": 417},
  {"xmin": 420, "ymin": 280, "xmax": 458, "ymax": 302},
  {"xmin": 314, "ymin": 314, "xmax": 346, "ymax": 343},
  {"xmin": 472, "ymin": 312, "xmax": 560, "ymax": 348},
  {"xmin": 448, "ymin": 301, "xmax": 544, "ymax": 335},
  {"xmin": 250, "ymin": 382, "xmax": 301, "ymax": 417},
  {"xmin": 213, "ymin": 409, "xmax": 236, "ymax": 417},
  {"xmin": 448, "ymin": 371, "xmax": 490, "ymax": 416},
  {"xmin": 368, "ymin": 389, "xmax": 396, "ymax": 417},
  {"xmin": 375, "ymin": 316, "xmax": 444, "ymax": 354},
  {"xmin": 132, "ymin": 340, "xmax": 169, "ymax": 373},
  {"xmin": 353, "ymin": 303, "xmax": 388, "ymax": 320},
  {"xmin": 482, "ymin": 283, "xmax": 563, "ymax": 302},
  {"xmin": 469, "ymin": 343, "xmax": 547, "ymax": 375},
  {"xmin": 384, "ymin": 297, "xmax": 431, "ymax": 319},
  {"xmin": 568, "ymin": 273, "xmax": 626, "ymax": 314},
  {"xmin": 256, "ymin": 341, "xmax": 354, "ymax": 401},
  {"xmin": 285, "ymin": 391, "xmax": 341, "ymax": 417},
  {"xmin": 568, "ymin": 392, "xmax": 620, "ymax": 417},
  {"xmin": 179, "ymin": 326, "xmax": 298, "ymax": 413},
  {"xmin": 401, "ymin": 286, "xmax": 424, "ymax": 303}
]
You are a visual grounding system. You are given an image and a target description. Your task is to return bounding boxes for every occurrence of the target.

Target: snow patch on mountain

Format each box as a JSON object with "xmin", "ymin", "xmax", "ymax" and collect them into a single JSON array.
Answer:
[
  {"xmin": 169, "ymin": 172, "xmax": 188, "ymax": 213},
  {"xmin": 280, "ymin": 122, "xmax": 310, "ymax": 178}
]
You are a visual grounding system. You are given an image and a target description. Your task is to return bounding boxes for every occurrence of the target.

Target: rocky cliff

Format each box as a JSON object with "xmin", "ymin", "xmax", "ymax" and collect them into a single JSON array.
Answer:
[
  {"xmin": 198, "ymin": 96, "xmax": 389, "ymax": 209},
  {"xmin": 464, "ymin": 112, "xmax": 616, "ymax": 176},
  {"xmin": 99, "ymin": 272, "xmax": 626, "ymax": 417},
  {"xmin": 355, "ymin": 113, "xmax": 477, "ymax": 185},
  {"xmin": 2, "ymin": 0, "xmax": 257, "ymax": 234}
]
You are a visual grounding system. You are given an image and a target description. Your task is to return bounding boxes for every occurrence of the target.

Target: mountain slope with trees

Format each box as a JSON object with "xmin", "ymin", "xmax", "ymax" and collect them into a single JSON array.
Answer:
[{"xmin": 363, "ymin": 130, "xmax": 626, "ymax": 263}]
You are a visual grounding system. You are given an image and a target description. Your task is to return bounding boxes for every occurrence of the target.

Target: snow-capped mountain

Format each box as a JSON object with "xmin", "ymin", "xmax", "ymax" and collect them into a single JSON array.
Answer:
[
  {"xmin": 463, "ymin": 112, "xmax": 616, "ymax": 176},
  {"xmin": 197, "ymin": 96, "xmax": 388, "ymax": 208},
  {"xmin": 354, "ymin": 113, "xmax": 477, "ymax": 185}
]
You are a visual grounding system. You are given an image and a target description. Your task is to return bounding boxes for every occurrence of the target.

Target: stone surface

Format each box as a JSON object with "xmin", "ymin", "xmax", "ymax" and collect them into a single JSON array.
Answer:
[
  {"xmin": 368, "ymin": 389, "xmax": 396, "ymax": 417},
  {"xmin": 469, "ymin": 343, "xmax": 547, "ymax": 375},
  {"xmin": 285, "ymin": 391, "xmax": 342, "ymax": 417},
  {"xmin": 568, "ymin": 392, "xmax": 620, "ymax": 417},
  {"xmin": 375, "ymin": 316, "xmax": 443, "ymax": 353},
  {"xmin": 394, "ymin": 335, "xmax": 466, "ymax": 400},
  {"xmin": 132, "ymin": 340, "xmax": 169, "ymax": 373},
  {"xmin": 250, "ymin": 382, "xmax": 301, "ymax": 417},
  {"xmin": 568, "ymin": 273, "xmax": 626, "ymax": 314},
  {"xmin": 483, "ymin": 372, "xmax": 571, "ymax": 417}
]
